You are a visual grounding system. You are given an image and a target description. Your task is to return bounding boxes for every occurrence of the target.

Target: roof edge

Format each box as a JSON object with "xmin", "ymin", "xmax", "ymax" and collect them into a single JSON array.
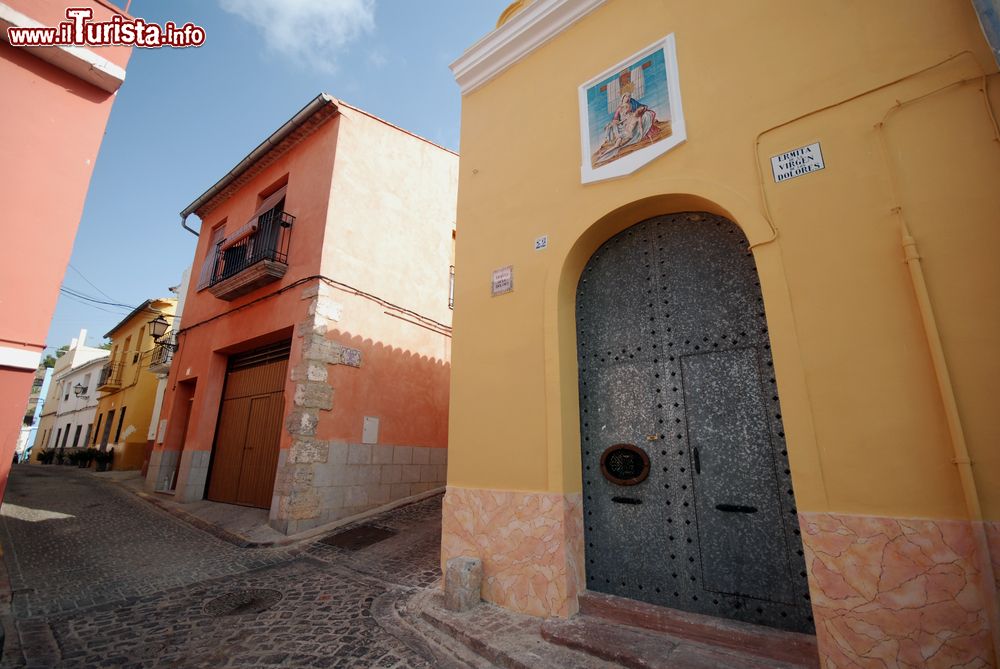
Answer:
[
  {"xmin": 103, "ymin": 298, "xmax": 175, "ymax": 340},
  {"xmin": 180, "ymin": 93, "xmax": 339, "ymax": 222},
  {"xmin": 337, "ymin": 100, "xmax": 459, "ymax": 157}
]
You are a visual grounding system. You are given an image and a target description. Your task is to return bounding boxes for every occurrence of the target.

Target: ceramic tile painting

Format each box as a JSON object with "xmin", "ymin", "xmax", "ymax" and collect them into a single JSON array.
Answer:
[{"xmin": 579, "ymin": 34, "xmax": 686, "ymax": 183}]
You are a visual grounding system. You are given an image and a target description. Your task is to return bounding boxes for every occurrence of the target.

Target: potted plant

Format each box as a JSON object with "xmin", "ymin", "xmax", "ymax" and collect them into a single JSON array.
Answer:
[
  {"xmin": 37, "ymin": 449, "xmax": 52, "ymax": 464},
  {"xmin": 94, "ymin": 449, "xmax": 113, "ymax": 473},
  {"xmin": 55, "ymin": 448, "xmax": 66, "ymax": 466},
  {"xmin": 83, "ymin": 448, "xmax": 98, "ymax": 469},
  {"xmin": 66, "ymin": 451, "xmax": 79, "ymax": 467},
  {"xmin": 76, "ymin": 450, "xmax": 89, "ymax": 468}
]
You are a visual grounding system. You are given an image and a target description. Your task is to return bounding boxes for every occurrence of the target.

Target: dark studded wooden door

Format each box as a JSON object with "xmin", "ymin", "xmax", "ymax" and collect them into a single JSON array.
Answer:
[
  {"xmin": 576, "ymin": 213, "xmax": 814, "ymax": 633},
  {"xmin": 206, "ymin": 341, "xmax": 289, "ymax": 508}
]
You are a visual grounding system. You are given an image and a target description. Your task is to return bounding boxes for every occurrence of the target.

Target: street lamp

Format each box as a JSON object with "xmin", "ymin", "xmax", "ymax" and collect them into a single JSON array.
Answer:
[
  {"xmin": 148, "ymin": 314, "xmax": 177, "ymax": 351},
  {"xmin": 73, "ymin": 382, "xmax": 88, "ymax": 399},
  {"xmin": 148, "ymin": 314, "xmax": 169, "ymax": 340}
]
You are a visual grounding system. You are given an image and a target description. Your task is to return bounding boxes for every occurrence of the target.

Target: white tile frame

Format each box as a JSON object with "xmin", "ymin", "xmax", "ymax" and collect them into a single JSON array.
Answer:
[{"xmin": 579, "ymin": 34, "xmax": 687, "ymax": 184}]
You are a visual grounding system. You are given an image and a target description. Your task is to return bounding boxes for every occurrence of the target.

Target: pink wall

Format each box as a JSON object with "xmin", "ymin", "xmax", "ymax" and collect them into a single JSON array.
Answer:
[
  {"xmin": 179, "ymin": 116, "xmax": 341, "ymax": 328},
  {"xmin": 323, "ymin": 105, "xmax": 458, "ymax": 328},
  {"xmin": 158, "ymin": 114, "xmax": 340, "ymax": 462},
  {"xmin": 15, "ymin": 0, "xmax": 132, "ymax": 69},
  {"xmin": 155, "ymin": 100, "xmax": 458, "ymax": 512},
  {"xmin": 0, "ymin": 42, "xmax": 129, "ymax": 346},
  {"xmin": 0, "ymin": 0, "xmax": 132, "ymax": 497},
  {"xmin": 319, "ymin": 105, "xmax": 458, "ymax": 446},
  {"xmin": 0, "ymin": 370, "xmax": 37, "ymax": 491}
]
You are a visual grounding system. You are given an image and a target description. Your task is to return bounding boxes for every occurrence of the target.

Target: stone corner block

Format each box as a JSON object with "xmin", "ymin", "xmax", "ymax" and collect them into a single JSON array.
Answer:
[
  {"xmin": 444, "ymin": 556, "xmax": 483, "ymax": 612},
  {"xmin": 315, "ymin": 298, "xmax": 343, "ymax": 323},
  {"xmin": 293, "ymin": 382, "xmax": 334, "ymax": 411},
  {"xmin": 289, "ymin": 438, "xmax": 329, "ymax": 464},
  {"xmin": 285, "ymin": 410, "xmax": 319, "ymax": 437},
  {"xmin": 297, "ymin": 318, "xmax": 328, "ymax": 338}
]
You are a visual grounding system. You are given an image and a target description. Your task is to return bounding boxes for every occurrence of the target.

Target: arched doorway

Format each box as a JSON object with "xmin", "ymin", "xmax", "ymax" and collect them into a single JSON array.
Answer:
[{"xmin": 576, "ymin": 212, "xmax": 813, "ymax": 633}]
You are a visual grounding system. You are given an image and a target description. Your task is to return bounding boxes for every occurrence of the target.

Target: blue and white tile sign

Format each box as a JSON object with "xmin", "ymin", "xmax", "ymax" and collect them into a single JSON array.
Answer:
[{"xmin": 771, "ymin": 142, "xmax": 825, "ymax": 183}]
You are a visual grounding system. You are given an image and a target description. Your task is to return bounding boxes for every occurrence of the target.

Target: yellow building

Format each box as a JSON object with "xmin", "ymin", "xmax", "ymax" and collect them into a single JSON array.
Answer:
[
  {"xmin": 93, "ymin": 298, "xmax": 177, "ymax": 470},
  {"xmin": 444, "ymin": 1, "xmax": 999, "ymax": 666}
]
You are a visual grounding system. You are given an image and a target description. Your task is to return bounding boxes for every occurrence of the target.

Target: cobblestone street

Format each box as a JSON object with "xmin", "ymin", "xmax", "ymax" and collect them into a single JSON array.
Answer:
[{"xmin": 0, "ymin": 467, "xmax": 448, "ymax": 668}]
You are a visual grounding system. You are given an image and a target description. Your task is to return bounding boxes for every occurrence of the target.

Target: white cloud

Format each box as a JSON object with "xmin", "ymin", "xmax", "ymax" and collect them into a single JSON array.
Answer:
[{"xmin": 219, "ymin": 0, "xmax": 376, "ymax": 72}]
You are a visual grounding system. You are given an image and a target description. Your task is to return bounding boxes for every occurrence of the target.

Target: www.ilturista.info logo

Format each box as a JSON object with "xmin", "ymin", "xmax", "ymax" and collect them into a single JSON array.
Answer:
[{"xmin": 7, "ymin": 7, "xmax": 205, "ymax": 48}]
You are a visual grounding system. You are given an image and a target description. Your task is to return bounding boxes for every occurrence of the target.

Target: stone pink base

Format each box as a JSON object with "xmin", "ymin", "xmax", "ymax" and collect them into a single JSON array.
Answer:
[
  {"xmin": 441, "ymin": 490, "xmax": 997, "ymax": 664},
  {"xmin": 800, "ymin": 512, "xmax": 995, "ymax": 668},
  {"xmin": 441, "ymin": 486, "xmax": 584, "ymax": 618},
  {"xmin": 988, "ymin": 521, "xmax": 1000, "ymax": 608}
]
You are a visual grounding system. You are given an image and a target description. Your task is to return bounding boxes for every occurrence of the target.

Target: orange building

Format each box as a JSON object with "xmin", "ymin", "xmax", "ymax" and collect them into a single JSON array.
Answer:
[
  {"xmin": 0, "ymin": 0, "xmax": 132, "ymax": 498},
  {"xmin": 146, "ymin": 95, "xmax": 457, "ymax": 535}
]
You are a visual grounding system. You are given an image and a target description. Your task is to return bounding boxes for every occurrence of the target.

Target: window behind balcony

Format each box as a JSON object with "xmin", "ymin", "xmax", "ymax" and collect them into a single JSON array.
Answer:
[{"xmin": 215, "ymin": 186, "xmax": 287, "ymax": 283}]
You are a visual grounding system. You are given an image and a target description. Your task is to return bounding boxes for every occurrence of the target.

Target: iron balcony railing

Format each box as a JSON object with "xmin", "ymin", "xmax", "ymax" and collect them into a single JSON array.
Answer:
[
  {"xmin": 149, "ymin": 339, "xmax": 174, "ymax": 370},
  {"xmin": 98, "ymin": 362, "xmax": 122, "ymax": 388},
  {"xmin": 210, "ymin": 210, "xmax": 294, "ymax": 286}
]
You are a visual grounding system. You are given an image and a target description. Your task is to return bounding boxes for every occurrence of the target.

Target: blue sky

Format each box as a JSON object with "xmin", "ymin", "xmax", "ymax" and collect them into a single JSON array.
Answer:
[{"xmin": 48, "ymin": 0, "xmax": 507, "ymax": 351}]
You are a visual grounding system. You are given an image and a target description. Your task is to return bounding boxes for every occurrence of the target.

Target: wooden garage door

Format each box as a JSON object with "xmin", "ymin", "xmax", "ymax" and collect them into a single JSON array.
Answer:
[{"xmin": 206, "ymin": 341, "xmax": 290, "ymax": 508}]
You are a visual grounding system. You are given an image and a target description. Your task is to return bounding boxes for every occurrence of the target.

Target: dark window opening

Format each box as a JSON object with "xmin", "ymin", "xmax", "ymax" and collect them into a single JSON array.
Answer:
[{"xmin": 114, "ymin": 407, "xmax": 127, "ymax": 443}]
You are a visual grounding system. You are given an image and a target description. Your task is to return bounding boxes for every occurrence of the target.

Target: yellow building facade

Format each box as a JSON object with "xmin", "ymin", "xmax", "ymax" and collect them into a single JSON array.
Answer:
[
  {"xmin": 445, "ymin": 1, "xmax": 1000, "ymax": 666},
  {"xmin": 94, "ymin": 298, "xmax": 177, "ymax": 470}
]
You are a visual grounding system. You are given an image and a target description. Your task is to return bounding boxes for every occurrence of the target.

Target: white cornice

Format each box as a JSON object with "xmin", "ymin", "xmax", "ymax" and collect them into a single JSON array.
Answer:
[
  {"xmin": 0, "ymin": 346, "xmax": 41, "ymax": 371},
  {"xmin": 451, "ymin": 0, "xmax": 605, "ymax": 96},
  {"xmin": 0, "ymin": 2, "xmax": 126, "ymax": 93}
]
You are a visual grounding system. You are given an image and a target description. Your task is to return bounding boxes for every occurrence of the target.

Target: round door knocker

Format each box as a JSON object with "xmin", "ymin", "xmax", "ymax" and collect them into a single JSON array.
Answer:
[{"xmin": 600, "ymin": 444, "xmax": 650, "ymax": 486}]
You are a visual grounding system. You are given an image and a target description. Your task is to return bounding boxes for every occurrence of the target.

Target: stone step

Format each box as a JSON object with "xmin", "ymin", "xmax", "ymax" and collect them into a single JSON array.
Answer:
[
  {"xmin": 417, "ymin": 590, "xmax": 619, "ymax": 669},
  {"xmin": 542, "ymin": 615, "xmax": 808, "ymax": 669},
  {"xmin": 576, "ymin": 591, "xmax": 819, "ymax": 668}
]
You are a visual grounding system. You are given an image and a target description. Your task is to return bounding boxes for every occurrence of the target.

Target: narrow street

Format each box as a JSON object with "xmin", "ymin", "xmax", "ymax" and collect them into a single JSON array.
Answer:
[{"xmin": 0, "ymin": 467, "xmax": 447, "ymax": 668}]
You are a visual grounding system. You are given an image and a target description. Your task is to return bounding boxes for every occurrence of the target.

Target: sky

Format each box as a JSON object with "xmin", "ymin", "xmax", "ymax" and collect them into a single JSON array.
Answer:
[{"xmin": 48, "ymin": 0, "xmax": 508, "ymax": 352}]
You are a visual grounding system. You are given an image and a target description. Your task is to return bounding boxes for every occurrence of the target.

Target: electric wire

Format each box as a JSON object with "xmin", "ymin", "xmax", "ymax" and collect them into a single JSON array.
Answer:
[
  {"xmin": 67, "ymin": 263, "xmax": 118, "ymax": 302},
  {"xmin": 175, "ymin": 274, "xmax": 452, "ymax": 339}
]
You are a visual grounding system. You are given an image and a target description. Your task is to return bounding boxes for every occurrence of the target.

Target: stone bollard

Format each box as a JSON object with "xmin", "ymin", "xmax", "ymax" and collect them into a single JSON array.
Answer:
[{"xmin": 444, "ymin": 556, "xmax": 482, "ymax": 612}]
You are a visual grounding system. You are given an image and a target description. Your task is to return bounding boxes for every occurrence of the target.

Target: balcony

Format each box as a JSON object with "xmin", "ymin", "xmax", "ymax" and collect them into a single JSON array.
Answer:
[
  {"xmin": 97, "ymin": 362, "xmax": 122, "ymax": 391},
  {"xmin": 148, "ymin": 336, "xmax": 175, "ymax": 375},
  {"xmin": 208, "ymin": 210, "xmax": 294, "ymax": 301}
]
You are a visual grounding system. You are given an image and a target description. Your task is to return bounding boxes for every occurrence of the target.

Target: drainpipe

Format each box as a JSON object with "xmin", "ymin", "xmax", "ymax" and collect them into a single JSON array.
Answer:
[
  {"xmin": 180, "ymin": 214, "xmax": 199, "ymax": 237},
  {"xmin": 873, "ymin": 67, "xmax": 1000, "ymax": 656},
  {"xmin": 899, "ymin": 222, "xmax": 1000, "ymax": 660},
  {"xmin": 900, "ymin": 223, "xmax": 982, "ymax": 522}
]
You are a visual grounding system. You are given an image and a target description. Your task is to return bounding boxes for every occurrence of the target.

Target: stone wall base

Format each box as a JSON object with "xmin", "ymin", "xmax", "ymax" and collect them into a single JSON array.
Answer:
[
  {"xmin": 269, "ymin": 443, "xmax": 447, "ymax": 535},
  {"xmin": 441, "ymin": 486, "xmax": 584, "ymax": 618},
  {"xmin": 800, "ymin": 511, "xmax": 996, "ymax": 668},
  {"xmin": 441, "ymin": 487, "xmax": 997, "ymax": 667},
  {"xmin": 145, "ymin": 448, "xmax": 180, "ymax": 493}
]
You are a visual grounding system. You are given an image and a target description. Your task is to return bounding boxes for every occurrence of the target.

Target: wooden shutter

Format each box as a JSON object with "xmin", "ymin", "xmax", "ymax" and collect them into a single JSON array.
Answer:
[{"xmin": 196, "ymin": 225, "xmax": 227, "ymax": 290}]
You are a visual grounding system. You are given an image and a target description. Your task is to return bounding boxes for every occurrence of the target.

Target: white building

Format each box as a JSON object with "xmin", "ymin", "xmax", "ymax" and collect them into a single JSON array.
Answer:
[{"xmin": 32, "ymin": 329, "xmax": 108, "ymax": 456}]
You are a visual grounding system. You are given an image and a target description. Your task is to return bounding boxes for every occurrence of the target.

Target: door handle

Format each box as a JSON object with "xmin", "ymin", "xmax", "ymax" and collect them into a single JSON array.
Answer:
[
  {"xmin": 693, "ymin": 447, "xmax": 701, "ymax": 474},
  {"xmin": 715, "ymin": 504, "xmax": 758, "ymax": 513}
]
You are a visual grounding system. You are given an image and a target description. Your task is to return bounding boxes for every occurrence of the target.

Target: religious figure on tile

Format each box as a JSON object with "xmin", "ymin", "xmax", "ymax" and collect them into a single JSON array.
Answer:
[{"xmin": 584, "ymin": 45, "xmax": 676, "ymax": 170}]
